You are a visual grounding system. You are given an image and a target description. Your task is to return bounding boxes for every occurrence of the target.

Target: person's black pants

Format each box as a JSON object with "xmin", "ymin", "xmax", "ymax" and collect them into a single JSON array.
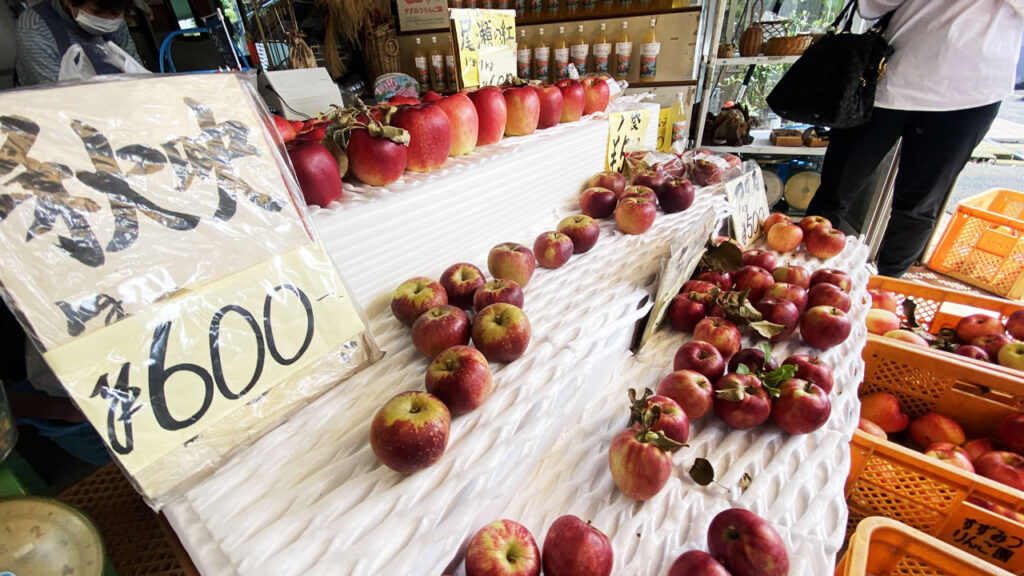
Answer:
[{"xmin": 805, "ymin": 102, "xmax": 1001, "ymax": 277}]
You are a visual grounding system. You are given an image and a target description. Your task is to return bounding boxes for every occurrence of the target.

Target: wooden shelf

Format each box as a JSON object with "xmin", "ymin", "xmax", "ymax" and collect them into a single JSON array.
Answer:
[
  {"xmin": 712, "ymin": 55, "xmax": 801, "ymax": 67},
  {"xmin": 516, "ymin": 2, "xmax": 701, "ymax": 26},
  {"xmin": 703, "ymin": 130, "xmax": 827, "ymax": 156},
  {"xmin": 625, "ymin": 79, "xmax": 698, "ymax": 87}
]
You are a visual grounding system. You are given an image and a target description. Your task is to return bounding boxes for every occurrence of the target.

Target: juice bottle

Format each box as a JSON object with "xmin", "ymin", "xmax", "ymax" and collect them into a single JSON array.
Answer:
[
  {"xmin": 514, "ymin": 0, "xmax": 525, "ymax": 17},
  {"xmin": 546, "ymin": 0, "xmax": 560, "ymax": 16},
  {"xmin": 554, "ymin": 26, "xmax": 570, "ymax": 81},
  {"xmin": 446, "ymin": 43, "xmax": 458, "ymax": 91},
  {"xmin": 429, "ymin": 36, "xmax": 445, "ymax": 92},
  {"xmin": 412, "ymin": 37, "xmax": 430, "ymax": 88},
  {"xmin": 570, "ymin": 24, "xmax": 589, "ymax": 76},
  {"xmin": 581, "ymin": 0, "xmax": 596, "ymax": 11},
  {"xmin": 566, "ymin": 0, "xmax": 579, "ymax": 12},
  {"xmin": 533, "ymin": 27, "xmax": 550, "ymax": 81},
  {"xmin": 639, "ymin": 17, "xmax": 660, "ymax": 80},
  {"xmin": 592, "ymin": 23, "xmax": 611, "ymax": 75},
  {"xmin": 529, "ymin": 0, "xmax": 542, "ymax": 13},
  {"xmin": 614, "ymin": 21, "xmax": 632, "ymax": 81},
  {"xmin": 516, "ymin": 29, "xmax": 532, "ymax": 80}
]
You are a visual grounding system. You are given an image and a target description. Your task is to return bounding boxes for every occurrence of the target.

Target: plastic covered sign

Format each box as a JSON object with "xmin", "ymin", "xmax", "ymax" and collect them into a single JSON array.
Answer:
[{"xmin": 0, "ymin": 73, "xmax": 380, "ymax": 507}]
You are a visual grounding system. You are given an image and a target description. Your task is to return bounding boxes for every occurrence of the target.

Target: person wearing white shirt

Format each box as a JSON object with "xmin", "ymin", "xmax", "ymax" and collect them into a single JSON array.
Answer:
[{"xmin": 805, "ymin": 0, "xmax": 1024, "ymax": 277}]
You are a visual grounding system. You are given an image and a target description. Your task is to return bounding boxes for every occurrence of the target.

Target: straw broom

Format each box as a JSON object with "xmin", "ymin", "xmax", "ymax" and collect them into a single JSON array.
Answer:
[{"xmin": 317, "ymin": 0, "xmax": 381, "ymax": 77}]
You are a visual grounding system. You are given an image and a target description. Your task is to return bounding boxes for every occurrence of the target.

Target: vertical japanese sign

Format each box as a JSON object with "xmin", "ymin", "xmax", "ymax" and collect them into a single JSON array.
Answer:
[
  {"xmin": 397, "ymin": 0, "xmax": 449, "ymax": 32},
  {"xmin": 450, "ymin": 8, "xmax": 517, "ymax": 88},
  {"xmin": 606, "ymin": 109, "xmax": 650, "ymax": 173},
  {"xmin": 723, "ymin": 162, "xmax": 769, "ymax": 247}
]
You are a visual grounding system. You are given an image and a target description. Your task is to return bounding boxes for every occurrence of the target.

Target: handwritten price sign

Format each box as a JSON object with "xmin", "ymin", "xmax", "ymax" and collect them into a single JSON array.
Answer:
[
  {"xmin": 606, "ymin": 109, "xmax": 650, "ymax": 173},
  {"xmin": 450, "ymin": 8, "xmax": 517, "ymax": 88},
  {"xmin": 723, "ymin": 163, "xmax": 769, "ymax": 247}
]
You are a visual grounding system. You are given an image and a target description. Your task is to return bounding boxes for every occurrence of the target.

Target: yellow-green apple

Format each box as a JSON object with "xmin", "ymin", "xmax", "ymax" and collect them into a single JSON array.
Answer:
[
  {"xmin": 762, "ymin": 212, "xmax": 793, "ymax": 234},
  {"xmin": 411, "ymin": 305, "xmax": 470, "ymax": 359},
  {"xmin": 883, "ymin": 329, "xmax": 929, "ymax": 347},
  {"xmin": 369, "ymin": 391, "xmax": 450, "ymax": 473},
  {"xmin": 707, "ymin": 508, "xmax": 789, "ymax": 576},
  {"xmin": 798, "ymin": 215, "xmax": 832, "ymax": 236},
  {"xmin": 809, "ymin": 268, "xmax": 852, "ymax": 293},
  {"xmin": 742, "ymin": 249, "xmax": 777, "ymax": 271},
  {"xmin": 807, "ymin": 282, "xmax": 852, "ymax": 312},
  {"xmin": 391, "ymin": 277, "xmax": 448, "ymax": 326},
  {"xmin": 732, "ymin": 265, "xmax": 775, "ymax": 302},
  {"xmin": 763, "ymin": 282, "xmax": 808, "ymax": 315},
  {"xmin": 772, "ymin": 265, "xmax": 811, "ymax": 289},
  {"xmin": 766, "ymin": 222, "xmax": 803, "ymax": 253},
  {"xmin": 630, "ymin": 170, "xmax": 665, "ymax": 194},
  {"xmin": 781, "ymin": 354, "xmax": 834, "ymax": 394},
  {"xmin": 466, "ymin": 519, "xmax": 540, "ymax": 576},
  {"xmin": 555, "ymin": 79, "xmax": 585, "ymax": 122},
  {"xmin": 1006, "ymin": 309, "xmax": 1024, "ymax": 340},
  {"xmin": 754, "ymin": 297, "xmax": 800, "ymax": 342},
  {"xmin": 860, "ymin": 392, "xmax": 909, "ymax": 433},
  {"xmin": 805, "ymin": 226, "xmax": 847, "ymax": 259},
  {"xmin": 607, "ymin": 427, "xmax": 673, "ymax": 500},
  {"xmin": 868, "ymin": 288, "xmax": 899, "ymax": 314},
  {"xmin": 488, "ymin": 242, "xmax": 536, "ymax": 287},
  {"xmin": 425, "ymin": 345, "xmax": 492, "ymax": 415},
  {"xmin": 674, "ymin": 341, "xmax": 726, "ymax": 381},
  {"xmin": 581, "ymin": 76, "xmax": 610, "ymax": 114},
  {"xmin": 286, "ymin": 139, "xmax": 343, "ymax": 207},
  {"xmin": 637, "ymin": 395, "xmax": 689, "ymax": 446},
  {"xmin": 391, "ymin": 104, "xmax": 451, "ymax": 172},
  {"xmin": 998, "ymin": 413, "xmax": 1024, "ymax": 455},
  {"xmin": 974, "ymin": 451, "xmax": 1024, "ymax": 491},
  {"xmin": 713, "ymin": 373, "xmax": 771, "ymax": 429},
  {"xmin": 697, "ymin": 270, "xmax": 732, "ymax": 290},
  {"xmin": 473, "ymin": 279, "xmax": 524, "ymax": 311},
  {"xmin": 436, "ymin": 93, "xmax": 479, "ymax": 156},
  {"xmin": 469, "ymin": 86, "xmax": 508, "ymax": 145},
  {"xmin": 858, "ymin": 418, "xmax": 888, "ymax": 439},
  {"xmin": 586, "ymin": 171, "xmax": 626, "ymax": 197},
  {"xmin": 472, "ymin": 303, "xmax": 531, "ymax": 362},
  {"xmin": 728, "ymin": 347, "xmax": 779, "ymax": 374},
  {"xmin": 533, "ymin": 231, "xmax": 574, "ymax": 269},
  {"xmin": 272, "ymin": 115, "xmax": 297, "ymax": 143},
  {"xmin": 346, "ymin": 127, "xmax": 408, "ymax": 186},
  {"xmin": 614, "ymin": 197, "xmax": 656, "ymax": 234},
  {"xmin": 658, "ymin": 178, "xmax": 695, "ymax": 213},
  {"xmin": 800, "ymin": 305, "xmax": 851, "ymax": 350},
  {"xmin": 668, "ymin": 293, "xmax": 707, "ymax": 332},
  {"xmin": 973, "ymin": 334, "xmax": 1014, "ymax": 360},
  {"xmin": 925, "ymin": 442, "xmax": 974, "ymax": 472},
  {"xmin": 533, "ymin": 84, "xmax": 564, "ymax": 130},
  {"xmin": 579, "ymin": 187, "xmax": 617, "ymax": 219},
  {"xmin": 998, "ymin": 342, "xmax": 1024, "ymax": 371},
  {"xmin": 956, "ymin": 313, "xmax": 1005, "ymax": 344},
  {"xmin": 694, "ymin": 316, "xmax": 742, "ymax": 359},
  {"xmin": 557, "ymin": 214, "xmax": 600, "ymax": 253},
  {"xmin": 963, "ymin": 438, "xmax": 995, "ymax": 462},
  {"xmin": 657, "ymin": 369, "xmax": 713, "ymax": 420},
  {"xmin": 541, "ymin": 515, "xmax": 613, "ymax": 576},
  {"xmin": 668, "ymin": 551, "xmax": 730, "ymax": 576},
  {"xmin": 866, "ymin": 309, "xmax": 901, "ymax": 335},
  {"xmin": 771, "ymin": 379, "xmax": 832, "ymax": 435},
  {"xmin": 621, "ymin": 185, "xmax": 656, "ymax": 204},
  {"xmin": 504, "ymin": 86, "xmax": 541, "ymax": 136},
  {"xmin": 441, "ymin": 263, "xmax": 486, "ymax": 309}
]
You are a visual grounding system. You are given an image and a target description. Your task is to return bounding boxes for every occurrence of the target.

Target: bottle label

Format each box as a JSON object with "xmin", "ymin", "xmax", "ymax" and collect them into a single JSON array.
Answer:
[
  {"xmin": 534, "ymin": 46, "xmax": 550, "ymax": 79},
  {"xmin": 566, "ymin": 0, "xmax": 578, "ymax": 9},
  {"xmin": 570, "ymin": 44, "xmax": 588, "ymax": 74},
  {"xmin": 517, "ymin": 48, "xmax": 532, "ymax": 79},
  {"xmin": 593, "ymin": 43, "xmax": 611, "ymax": 74},
  {"xmin": 554, "ymin": 47, "xmax": 569, "ymax": 80},
  {"xmin": 546, "ymin": 0, "xmax": 559, "ymax": 10},
  {"xmin": 640, "ymin": 42, "xmax": 660, "ymax": 79},
  {"xmin": 414, "ymin": 56, "xmax": 429, "ymax": 85},
  {"xmin": 446, "ymin": 54, "xmax": 458, "ymax": 88},
  {"xmin": 615, "ymin": 42, "xmax": 632, "ymax": 76},
  {"xmin": 582, "ymin": 0, "xmax": 596, "ymax": 7},
  {"xmin": 431, "ymin": 54, "xmax": 445, "ymax": 87},
  {"xmin": 530, "ymin": 0, "xmax": 542, "ymax": 11}
]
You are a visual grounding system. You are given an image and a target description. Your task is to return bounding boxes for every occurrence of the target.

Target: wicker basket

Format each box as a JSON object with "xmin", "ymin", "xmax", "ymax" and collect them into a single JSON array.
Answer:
[
  {"xmin": 362, "ymin": 21, "xmax": 400, "ymax": 83},
  {"xmin": 759, "ymin": 18, "xmax": 791, "ymax": 40},
  {"xmin": 764, "ymin": 35, "xmax": 812, "ymax": 56}
]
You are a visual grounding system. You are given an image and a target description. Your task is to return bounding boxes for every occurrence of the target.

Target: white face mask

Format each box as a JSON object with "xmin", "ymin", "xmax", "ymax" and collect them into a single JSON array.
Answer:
[{"xmin": 75, "ymin": 10, "xmax": 123, "ymax": 35}]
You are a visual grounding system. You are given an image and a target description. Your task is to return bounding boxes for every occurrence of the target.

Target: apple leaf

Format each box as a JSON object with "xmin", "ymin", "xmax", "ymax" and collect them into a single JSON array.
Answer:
[
  {"xmin": 701, "ymin": 240, "xmax": 743, "ymax": 273},
  {"xmin": 758, "ymin": 341, "xmax": 773, "ymax": 363},
  {"xmin": 931, "ymin": 328, "xmax": 959, "ymax": 352},
  {"xmin": 736, "ymin": 363, "xmax": 750, "ymax": 375},
  {"xmin": 718, "ymin": 289, "xmax": 764, "ymax": 325},
  {"xmin": 645, "ymin": 430, "xmax": 686, "ymax": 453},
  {"xmin": 749, "ymin": 320, "xmax": 787, "ymax": 339},
  {"xmin": 739, "ymin": 472, "xmax": 753, "ymax": 490},
  {"xmin": 689, "ymin": 458, "xmax": 715, "ymax": 486},
  {"xmin": 714, "ymin": 385, "xmax": 746, "ymax": 403},
  {"xmin": 761, "ymin": 364, "xmax": 797, "ymax": 398}
]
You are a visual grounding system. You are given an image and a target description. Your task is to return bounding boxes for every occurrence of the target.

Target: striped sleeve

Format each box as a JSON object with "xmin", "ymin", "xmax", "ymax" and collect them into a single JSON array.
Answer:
[{"xmin": 15, "ymin": 8, "xmax": 61, "ymax": 86}]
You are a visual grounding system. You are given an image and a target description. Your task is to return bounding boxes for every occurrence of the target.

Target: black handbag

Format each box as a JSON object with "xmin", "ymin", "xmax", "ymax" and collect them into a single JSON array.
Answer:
[{"xmin": 766, "ymin": 0, "xmax": 895, "ymax": 129}]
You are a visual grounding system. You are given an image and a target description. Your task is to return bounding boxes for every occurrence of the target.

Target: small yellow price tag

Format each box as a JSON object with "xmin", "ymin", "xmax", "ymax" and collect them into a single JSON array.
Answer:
[{"xmin": 606, "ymin": 109, "xmax": 650, "ymax": 173}]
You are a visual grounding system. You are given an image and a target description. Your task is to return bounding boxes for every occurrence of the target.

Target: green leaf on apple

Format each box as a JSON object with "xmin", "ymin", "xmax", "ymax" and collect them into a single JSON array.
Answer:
[
  {"xmin": 749, "ymin": 320, "xmax": 787, "ymax": 339},
  {"xmin": 647, "ymin": 430, "xmax": 686, "ymax": 453},
  {"xmin": 760, "ymin": 363, "xmax": 797, "ymax": 398},
  {"xmin": 689, "ymin": 458, "xmax": 715, "ymax": 486},
  {"xmin": 701, "ymin": 240, "xmax": 743, "ymax": 273},
  {"xmin": 736, "ymin": 363, "xmax": 751, "ymax": 375},
  {"xmin": 758, "ymin": 341, "xmax": 773, "ymax": 364}
]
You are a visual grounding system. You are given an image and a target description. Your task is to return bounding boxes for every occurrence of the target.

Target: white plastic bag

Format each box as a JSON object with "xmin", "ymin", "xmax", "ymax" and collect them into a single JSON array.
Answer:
[{"xmin": 58, "ymin": 41, "xmax": 150, "ymax": 82}]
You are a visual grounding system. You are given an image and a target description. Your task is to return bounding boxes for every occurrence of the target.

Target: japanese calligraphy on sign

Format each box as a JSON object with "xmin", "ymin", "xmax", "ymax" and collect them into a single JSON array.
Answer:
[
  {"xmin": 723, "ymin": 162, "xmax": 769, "ymax": 247},
  {"xmin": 450, "ymin": 8, "xmax": 517, "ymax": 88},
  {"xmin": 938, "ymin": 501, "xmax": 1024, "ymax": 572},
  {"xmin": 606, "ymin": 109, "xmax": 650, "ymax": 173},
  {"xmin": 397, "ymin": 0, "xmax": 449, "ymax": 32}
]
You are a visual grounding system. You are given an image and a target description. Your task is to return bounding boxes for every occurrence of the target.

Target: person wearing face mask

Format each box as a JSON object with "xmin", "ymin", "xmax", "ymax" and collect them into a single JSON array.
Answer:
[{"xmin": 15, "ymin": 0, "xmax": 145, "ymax": 86}]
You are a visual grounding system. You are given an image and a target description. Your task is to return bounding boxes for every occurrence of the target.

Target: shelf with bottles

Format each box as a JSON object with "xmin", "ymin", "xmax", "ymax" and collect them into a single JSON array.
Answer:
[
  {"xmin": 511, "ymin": 0, "xmax": 701, "ymax": 26},
  {"xmin": 407, "ymin": 35, "xmax": 462, "ymax": 95}
]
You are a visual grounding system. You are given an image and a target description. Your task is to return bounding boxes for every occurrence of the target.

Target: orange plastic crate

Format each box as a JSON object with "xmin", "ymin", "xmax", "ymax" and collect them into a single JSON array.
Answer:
[
  {"xmin": 848, "ymin": 337, "xmax": 1024, "ymax": 574},
  {"xmin": 927, "ymin": 188, "xmax": 1024, "ymax": 300},
  {"xmin": 836, "ymin": 516, "xmax": 1014, "ymax": 575}
]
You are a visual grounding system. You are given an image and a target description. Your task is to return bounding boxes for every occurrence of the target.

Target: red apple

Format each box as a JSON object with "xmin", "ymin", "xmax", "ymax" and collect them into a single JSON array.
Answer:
[
  {"xmin": 369, "ymin": 391, "xmax": 450, "ymax": 474},
  {"xmin": 607, "ymin": 427, "xmax": 673, "ymax": 500},
  {"xmin": 953, "ymin": 345, "xmax": 990, "ymax": 361},
  {"xmin": 972, "ymin": 334, "xmax": 1014, "ymax": 360},
  {"xmin": 868, "ymin": 288, "xmax": 899, "ymax": 314},
  {"xmin": 435, "ymin": 93, "xmax": 479, "ymax": 156},
  {"xmin": 657, "ymin": 179, "xmax": 695, "ymax": 214},
  {"xmin": 866, "ymin": 309, "xmax": 901, "ymax": 335},
  {"xmin": 697, "ymin": 270, "xmax": 732, "ymax": 291},
  {"xmin": 771, "ymin": 379, "xmax": 831, "ymax": 435},
  {"xmin": 964, "ymin": 438, "xmax": 995, "ymax": 462},
  {"xmin": 998, "ymin": 341, "xmax": 1024, "ymax": 370},
  {"xmin": 668, "ymin": 293, "xmax": 707, "ymax": 332},
  {"xmin": 772, "ymin": 265, "xmax": 811, "ymax": 289},
  {"xmin": 541, "ymin": 515, "xmax": 613, "ymax": 576},
  {"xmin": 391, "ymin": 277, "xmax": 448, "ymax": 326},
  {"xmin": 469, "ymin": 86, "xmax": 508, "ymax": 146},
  {"xmin": 1006, "ymin": 309, "xmax": 1024, "ymax": 340},
  {"xmin": 630, "ymin": 170, "xmax": 665, "ymax": 194},
  {"xmin": 391, "ymin": 104, "xmax": 451, "ymax": 172},
  {"xmin": 556, "ymin": 79, "xmax": 585, "ymax": 123},
  {"xmin": 657, "ymin": 370, "xmax": 713, "ymax": 421},
  {"xmin": 924, "ymin": 442, "xmax": 974, "ymax": 472},
  {"xmin": 858, "ymin": 418, "xmax": 888, "ymax": 439},
  {"xmin": 346, "ymin": 127, "xmax": 408, "ymax": 186},
  {"xmin": 636, "ymin": 395, "xmax": 689, "ymax": 446},
  {"xmin": 766, "ymin": 222, "xmax": 803, "ymax": 253},
  {"xmin": 728, "ymin": 347, "xmax": 779, "ymax": 374},
  {"xmin": 533, "ymin": 84, "xmax": 564, "ymax": 130},
  {"xmin": 621, "ymin": 185, "xmax": 657, "ymax": 204},
  {"xmin": 800, "ymin": 305, "xmax": 851, "ymax": 350},
  {"xmin": 798, "ymin": 215, "xmax": 832, "ymax": 236},
  {"xmin": 732, "ymin": 265, "xmax": 775, "ymax": 303},
  {"xmin": 707, "ymin": 508, "xmax": 789, "ymax": 576},
  {"xmin": 557, "ymin": 215, "xmax": 600, "ymax": 253},
  {"xmin": 713, "ymin": 373, "xmax": 771, "ymax": 429},
  {"xmin": 411, "ymin": 305, "xmax": 470, "ymax": 359},
  {"xmin": 533, "ymin": 231, "xmax": 574, "ymax": 269},
  {"xmin": 807, "ymin": 282, "xmax": 852, "ymax": 313},
  {"xmin": 956, "ymin": 313, "xmax": 1006, "ymax": 344},
  {"xmin": 426, "ymin": 345, "xmax": 492, "ymax": 415},
  {"xmin": 742, "ymin": 249, "xmax": 777, "ymax": 271},
  {"xmin": 762, "ymin": 212, "xmax": 793, "ymax": 234},
  {"xmin": 272, "ymin": 115, "xmax": 297, "ymax": 143},
  {"xmin": 488, "ymin": 242, "xmax": 537, "ymax": 287},
  {"xmin": 504, "ymin": 86, "xmax": 541, "ymax": 136},
  {"xmin": 809, "ymin": 268, "xmax": 852, "ymax": 293},
  {"xmin": 859, "ymin": 392, "xmax": 909, "ymax": 433},
  {"xmin": 474, "ymin": 279, "xmax": 524, "ymax": 311},
  {"xmin": 286, "ymin": 139, "xmax": 343, "ymax": 207},
  {"xmin": 466, "ymin": 519, "xmax": 541, "ymax": 576},
  {"xmin": 805, "ymin": 226, "xmax": 847, "ymax": 259},
  {"xmin": 754, "ymin": 297, "xmax": 800, "ymax": 342},
  {"xmin": 614, "ymin": 197, "xmax": 657, "ymax": 235},
  {"xmin": 694, "ymin": 316, "xmax": 742, "ymax": 359},
  {"xmin": 581, "ymin": 76, "xmax": 610, "ymax": 114},
  {"xmin": 440, "ymin": 263, "xmax": 486, "ymax": 309},
  {"xmin": 763, "ymin": 282, "xmax": 808, "ymax": 315},
  {"xmin": 673, "ymin": 341, "xmax": 726, "ymax": 383},
  {"xmin": 974, "ymin": 451, "xmax": 1024, "ymax": 491},
  {"xmin": 883, "ymin": 329, "xmax": 930, "ymax": 347},
  {"xmin": 586, "ymin": 171, "xmax": 626, "ymax": 198},
  {"xmin": 682, "ymin": 280, "xmax": 718, "ymax": 296},
  {"xmin": 579, "ymin": 187, "xmax": 617, "ymax": 219},
  {"xmin": 781, "ymin": 354, "xmax": 834, "ymax": 394},
  {"xmin": 472, "ymin": 303, "xmax": 531, "ymax": 363},
  {"xmin": 668, "ymin": 551, "xmax": 730, "ymax": 576},
  {"xmin": 998, "ymin": 413, "xmax": 1024, "ymax": 455}
]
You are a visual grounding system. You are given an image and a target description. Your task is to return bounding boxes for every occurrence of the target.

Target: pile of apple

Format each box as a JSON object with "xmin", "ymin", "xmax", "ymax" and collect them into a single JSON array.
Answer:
[
  {"xmin": 762, "ymin": 212, "xmax": 848, "ymax": 260},
  {"xmin": 458, "ymin": 515, "xmax": 613, "ymax": 576},
  {"xmin": 580, "ymin": 167, "xmax": 696, "ymax": 236},
  {"xmin": 866, "ymin": 288, "xmax": 1024, "ymax": 373},
  {"xmin": 667, "ymin": 508, "xmax": 790, "ymax": 576},
  {"xmin": 859, "ymin": 393, "xmax": 1024, "ymax": 494}
]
